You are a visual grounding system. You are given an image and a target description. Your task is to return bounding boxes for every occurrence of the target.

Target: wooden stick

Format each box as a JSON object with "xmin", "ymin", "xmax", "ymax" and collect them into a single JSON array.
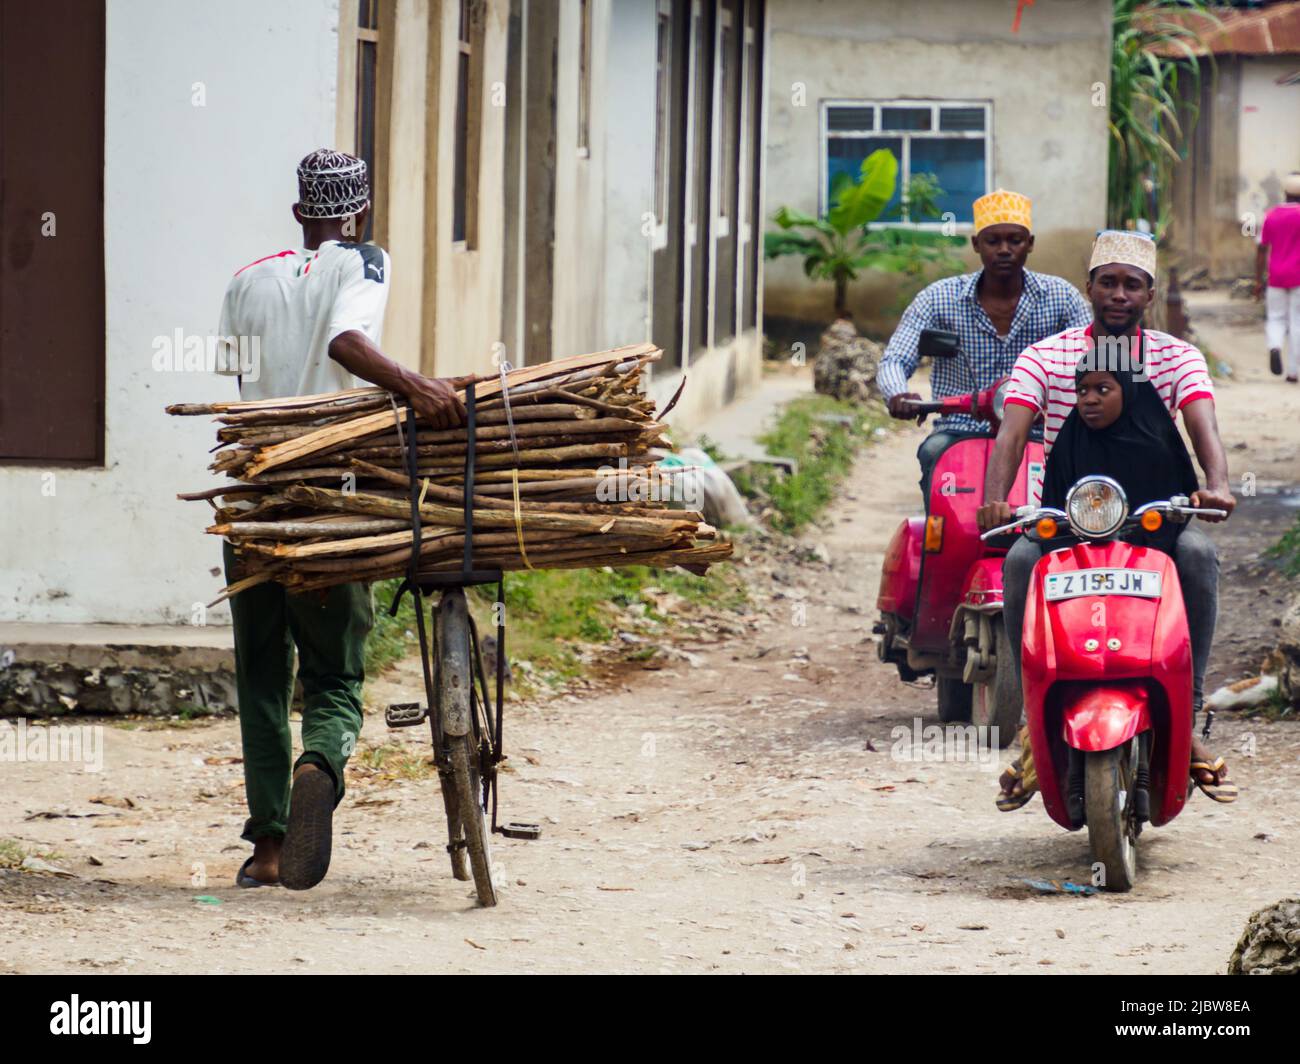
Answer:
[
  {"xmin": 208, "ymin": 517, "xmax": 412, "ymax": 538},
  {"xmin": 243, "ymin": 346, "xmax": 659, "ymax": 476},
  {"xmin": 283, "ymin": 485, "xmax": 696, "ymax": 538}
]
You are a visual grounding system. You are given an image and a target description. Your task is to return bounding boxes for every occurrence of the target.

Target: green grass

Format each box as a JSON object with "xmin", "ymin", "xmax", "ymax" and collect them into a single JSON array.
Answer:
[
  {"xmin": 364, "ymin": 561, "xmax": 749, "ymax": 691},
  {"xmin": 730, "ymin": 394, "xmax": 890, "ymax": 533},
  {"xmin": 1266, "ymin": 516, "xmax": 1300, "ymax": 578},
  {"xmin": 0, "ymin": 839, "xmax": 62, "ymax": 869},
  {"xmin": 365, "ymin": 580, "xmax": 420, "ymax": 678},
  {"xmin": 355, "ymin": 742, "xmax": 437, "ymax": 780},
  {"xmin": 0, "ymin": 839, "xmax": 26, "ymax": 869}
]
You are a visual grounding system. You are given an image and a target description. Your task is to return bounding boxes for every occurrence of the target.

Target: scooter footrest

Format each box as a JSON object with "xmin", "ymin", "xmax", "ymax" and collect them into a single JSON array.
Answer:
[
  {"xmin": 497, "ymin": 822, "xmax": 542, "ymax": 840},
  {"xmin": 385, "ymin": 702, "xmax": 428, "ymax": 728}
]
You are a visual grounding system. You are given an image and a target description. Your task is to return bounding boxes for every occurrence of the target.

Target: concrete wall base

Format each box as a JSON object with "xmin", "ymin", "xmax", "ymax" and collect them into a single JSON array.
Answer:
[
  {"xmin": 653, "ymin": 328, "xmax": 764, "ymax": 435},
  {"xmin": 0, "ymin": 625, "xmax": 236, "ymax": 719}
]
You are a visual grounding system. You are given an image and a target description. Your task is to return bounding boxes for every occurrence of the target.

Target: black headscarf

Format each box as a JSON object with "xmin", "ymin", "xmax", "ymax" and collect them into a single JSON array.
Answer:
[{"xmin": 1040, "ymin": 340, "xmax": 1200, "ymax": 553}]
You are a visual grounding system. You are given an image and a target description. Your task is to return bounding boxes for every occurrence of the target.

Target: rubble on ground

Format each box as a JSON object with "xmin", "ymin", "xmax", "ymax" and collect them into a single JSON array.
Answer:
[
  {"xmin": 813, "ymin": 318, "xmax": 882, "ymax": 404},
  {"xmin": 1276, "ymin": 594, "xmax": 1300, "ymax": 710},
  {"xmin": 1228, "ymin": 897, "xmax": 1300, "ymax": 974}
]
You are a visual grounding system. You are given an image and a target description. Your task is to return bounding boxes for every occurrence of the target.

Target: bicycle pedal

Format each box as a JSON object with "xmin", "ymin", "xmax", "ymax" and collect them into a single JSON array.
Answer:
[
  {"xmin": 497, "ymin": 822, "xmax": 542, "ymax": 841},
  {"xmin": 385, "ymin": 702, "xmax": 428, "ymax": 728}
]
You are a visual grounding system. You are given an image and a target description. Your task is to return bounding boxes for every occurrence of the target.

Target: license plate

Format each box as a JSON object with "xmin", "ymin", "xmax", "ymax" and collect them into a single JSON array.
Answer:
[{"xmin": 1043, "ymin": 568, "xmax": 1162, "ymax": 602}]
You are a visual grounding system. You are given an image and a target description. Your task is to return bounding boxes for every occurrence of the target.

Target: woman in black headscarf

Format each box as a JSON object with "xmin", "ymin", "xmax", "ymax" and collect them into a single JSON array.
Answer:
[{"xmin": 1039, "ymin": 359, "xmax": 1200, "ymax": 553}]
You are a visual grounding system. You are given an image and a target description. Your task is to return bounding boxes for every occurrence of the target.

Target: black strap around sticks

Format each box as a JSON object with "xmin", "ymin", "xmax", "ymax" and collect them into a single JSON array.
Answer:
[
  {"xmin": 388, "ymin": 382, "xmax": 497, "ymax": 609},
  {"xmin": 384, "ymin": 385, "xmax": 509, "ymax": 820}
]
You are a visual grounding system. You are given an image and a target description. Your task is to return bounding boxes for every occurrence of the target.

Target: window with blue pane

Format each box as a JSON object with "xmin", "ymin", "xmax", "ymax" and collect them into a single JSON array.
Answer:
[{"xmin": 822, "ymin": 101, "xmax": 990, "ymax": 226}]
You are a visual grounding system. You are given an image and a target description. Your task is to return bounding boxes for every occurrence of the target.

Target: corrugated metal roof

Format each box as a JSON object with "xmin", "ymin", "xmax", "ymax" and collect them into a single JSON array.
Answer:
[{"xmin": 1145, "ymin": 1, "xmax": 1300, "ymax": 56}]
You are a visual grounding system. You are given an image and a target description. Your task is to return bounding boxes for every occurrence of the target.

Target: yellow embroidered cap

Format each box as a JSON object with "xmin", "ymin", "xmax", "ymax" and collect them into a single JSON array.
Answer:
[
  {"xmin": 972, "ymin": 189, "xmax": 1032, "ymax": 235},
  {"xmin": 1089, "ymin": 229, "xmax": 1157, "ymax": 282}
]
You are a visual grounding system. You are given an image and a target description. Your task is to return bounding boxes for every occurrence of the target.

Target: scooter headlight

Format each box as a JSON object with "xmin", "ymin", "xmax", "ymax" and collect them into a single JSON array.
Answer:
[{"xmin": 1065, "ymin": 476, "xmax": 1128, "ymax": 538}]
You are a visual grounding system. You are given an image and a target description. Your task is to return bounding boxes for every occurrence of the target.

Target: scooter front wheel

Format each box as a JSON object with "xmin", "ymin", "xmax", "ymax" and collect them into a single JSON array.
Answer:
[
  {"xmin": 973, "ymin": 620, "xmax": 1020, "ymax": 749},
  {"xmin": 936, "ymin": 676, "xmax": 973, "ymax": 722},
  {"xmin": 1085, "ymin": 744, "xmax": 1138, "ymax": 892}
]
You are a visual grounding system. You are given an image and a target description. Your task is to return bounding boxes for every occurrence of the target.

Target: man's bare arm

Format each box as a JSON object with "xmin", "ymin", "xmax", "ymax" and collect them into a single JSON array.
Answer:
[
  {"xmin": 976, "ymin": 404, "xmax": 1034, "ymax": 531},
  {"xmin": 329, "ymin": 329, "xmax": 466, "ymax": 430},
  {"xmin": 1255, "ymin": 243, "xmax": 1269, "ymax": 300},
  {"xmin": 1180, "ymin": 397, "xmax": 1235, "ymax": 522}
]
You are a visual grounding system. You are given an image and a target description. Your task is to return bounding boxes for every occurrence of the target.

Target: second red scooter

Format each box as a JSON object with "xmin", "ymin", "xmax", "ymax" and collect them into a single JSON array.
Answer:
[{"xmin": 875, "ymin": 329, "xmax": 1043, "ymax": 747}]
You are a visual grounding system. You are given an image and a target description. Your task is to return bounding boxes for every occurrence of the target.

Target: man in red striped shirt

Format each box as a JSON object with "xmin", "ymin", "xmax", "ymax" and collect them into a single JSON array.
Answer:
[{"xmin": 978, "ymin": 231, "xmax": 1236, "ymax": 780}]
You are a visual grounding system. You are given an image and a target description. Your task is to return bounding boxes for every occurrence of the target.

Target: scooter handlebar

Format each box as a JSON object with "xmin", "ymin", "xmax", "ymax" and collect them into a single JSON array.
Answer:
[
  {"xmin": 980, "ymin": 499, "xmax": 1228, "ymax": 542},
  {"xmin": 1132, "ymin": 499, "xmax": 1229, "ymax": 522},
  {"xmin": 979, "ymin": 507, "xmax": 1065, "ymax": 542}
]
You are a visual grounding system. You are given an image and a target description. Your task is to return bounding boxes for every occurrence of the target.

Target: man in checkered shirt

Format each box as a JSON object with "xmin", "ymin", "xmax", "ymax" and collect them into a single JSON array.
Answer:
[{"xmin": 877, "ymin": 189, "xmax": 1092, "ymax": 501}]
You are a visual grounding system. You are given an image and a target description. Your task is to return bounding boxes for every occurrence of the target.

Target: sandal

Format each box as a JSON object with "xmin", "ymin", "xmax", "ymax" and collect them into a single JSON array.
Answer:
[
  {"xmin": 279, "ymin": 764, "xmax": 336, "ymax": 891},
  {"xmin": 997, "ymin": 734, "xmax": 1038, "ymax": 812},
  {"xmin": 234, "ymin": 856, "xmax": 279, "ymax": 889},
  {"xmin": 996, "ymin": 764, "xmax": 1033, "ymax": 811},
  {"xmin": 1190, "ymin": 756, "xmax": 1239, "ymax": 804}
]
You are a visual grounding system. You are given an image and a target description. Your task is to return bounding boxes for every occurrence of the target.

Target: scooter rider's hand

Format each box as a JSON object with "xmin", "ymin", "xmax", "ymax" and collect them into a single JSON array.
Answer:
[
  {"xmin": 1190, "ymin": 485, "xmax": 1236, "ymax": 523},
  {"xmin": 888, "ymin": 392, "xmax": 926, "ymax": 425},
  {"xmin": 977, "ymin": 499, "xmax": 1016, "ymax": 533}
]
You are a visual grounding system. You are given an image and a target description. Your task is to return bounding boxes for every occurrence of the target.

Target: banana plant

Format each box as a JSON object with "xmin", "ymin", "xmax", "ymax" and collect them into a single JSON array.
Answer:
[
  {"xmin": 1107, "ymin": 0, "xmax": 1220, "ymax": 236},
  {"xmin": 765, "ymin": 150, "xmax": 962, "ymax": 319}
]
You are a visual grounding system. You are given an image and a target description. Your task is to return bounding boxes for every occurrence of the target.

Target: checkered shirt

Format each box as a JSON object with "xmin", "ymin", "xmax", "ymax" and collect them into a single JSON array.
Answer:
[{"xmin": 877, "ymin": 269, "xmax": 1093, "ymax": 433}]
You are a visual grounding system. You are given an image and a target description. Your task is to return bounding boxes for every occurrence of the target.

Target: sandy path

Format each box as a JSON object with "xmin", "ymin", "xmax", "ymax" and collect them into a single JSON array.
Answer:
[{"xmin": 2, "ymin": 299, "xmax": 1297, "ymax": 974}]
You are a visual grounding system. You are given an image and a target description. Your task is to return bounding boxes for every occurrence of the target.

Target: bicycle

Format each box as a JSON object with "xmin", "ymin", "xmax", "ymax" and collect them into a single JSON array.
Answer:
[{"xmin": 382, "ymin": 385, "xmax": 539, "ymax": 907}]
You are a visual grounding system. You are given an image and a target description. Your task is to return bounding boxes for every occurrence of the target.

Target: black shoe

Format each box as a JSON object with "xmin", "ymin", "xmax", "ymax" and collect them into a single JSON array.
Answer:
[
  {"xmin": 279, "ymin": 765, "xmax": 335, "ymax": 891},
  {"xmin": 1270, "ymin": 348, "xmax": 1283, "ymax": 375}
]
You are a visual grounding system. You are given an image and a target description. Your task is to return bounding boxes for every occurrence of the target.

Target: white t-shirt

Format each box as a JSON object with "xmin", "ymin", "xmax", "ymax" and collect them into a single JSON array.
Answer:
[{"xmin": 215, "ymin": 240, "xmax": 391, "ymax": 401}]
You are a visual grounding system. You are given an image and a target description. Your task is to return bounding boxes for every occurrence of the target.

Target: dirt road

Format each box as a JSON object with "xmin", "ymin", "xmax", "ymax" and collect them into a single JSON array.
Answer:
[{"xmin": 3, "ymin": 298, "xmax": 1298, "ymax": 974}]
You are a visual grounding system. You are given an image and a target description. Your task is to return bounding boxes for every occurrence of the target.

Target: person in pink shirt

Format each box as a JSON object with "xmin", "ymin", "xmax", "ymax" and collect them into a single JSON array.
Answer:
[{"xmin": 1255, "ymin": 172, "xmax": 1300, "ymax": 382}]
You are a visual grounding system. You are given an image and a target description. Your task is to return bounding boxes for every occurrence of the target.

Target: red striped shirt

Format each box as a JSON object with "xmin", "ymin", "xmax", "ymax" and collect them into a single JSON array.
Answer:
[{"xmin": 1004, "ymin": 325, "xmax": 1215, "ymax": 456}]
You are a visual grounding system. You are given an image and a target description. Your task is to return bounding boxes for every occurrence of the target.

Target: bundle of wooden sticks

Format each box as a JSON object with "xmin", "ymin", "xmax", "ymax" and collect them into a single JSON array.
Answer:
[{"xmin": 169, "ymin": 344, "xmax": 731, "ymax": 601}]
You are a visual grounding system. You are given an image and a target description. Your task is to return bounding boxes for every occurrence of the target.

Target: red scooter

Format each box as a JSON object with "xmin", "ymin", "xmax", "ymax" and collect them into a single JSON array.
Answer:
[
  {"xmin": 875, "ymin": 329, "xmax": 1043, "ymax": 747},
  {"xmin": 980, "ymin": 477, "xmax": 1227, "ymax": 891}
]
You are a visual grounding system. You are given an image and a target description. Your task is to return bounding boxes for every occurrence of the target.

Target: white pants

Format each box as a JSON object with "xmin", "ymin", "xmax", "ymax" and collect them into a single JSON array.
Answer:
[{"xmin": 1266, "ymin": 286, "xmax": 1300, "ymax": 376}]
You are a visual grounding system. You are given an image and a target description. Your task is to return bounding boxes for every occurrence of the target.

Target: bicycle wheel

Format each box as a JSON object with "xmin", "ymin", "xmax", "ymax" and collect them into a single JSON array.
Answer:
[
  {"xmin": 447, "ymin": 733, "xmax": 496, "ymax": 906},
  {"xmin": 437, "ymin": 590, "xmax": 498, "ymax": 907}
]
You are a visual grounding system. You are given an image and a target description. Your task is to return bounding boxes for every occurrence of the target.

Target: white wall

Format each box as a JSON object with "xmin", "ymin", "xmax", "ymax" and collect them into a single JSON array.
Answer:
[
  {"xmin": 1237, "ymin": 58, "xmax": 1300, "ymax": 225},
  {"xmin": 601, "ymin": 0, "xmax": 657, "ymax": 351},
  {"xmin": 430, "ymin": 0, "xmax": 510, "ymax": 379},
  {"xmin": 0, "ymin": 0, "xmax": 340, "ymax": 625},
  {"xmin": 763, "ymin": 0, "xmax": 1111, "ymax": 334}
]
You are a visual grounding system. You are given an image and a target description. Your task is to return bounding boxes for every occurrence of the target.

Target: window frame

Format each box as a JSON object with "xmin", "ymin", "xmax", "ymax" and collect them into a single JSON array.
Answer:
[
  {"xmin": 576, "ymin": 0, "xmax": 593, "ymax": 158},
  {"xmin": 452, "ymin": 0, "xmax": 484, "ymax": 250},
  {"xmin": 650, "ymin": 0, "xmax": 675, "ymax": 252},
  {"xmin": 818, "ymin": 98, "xmax": 993, "ymax": 232}
]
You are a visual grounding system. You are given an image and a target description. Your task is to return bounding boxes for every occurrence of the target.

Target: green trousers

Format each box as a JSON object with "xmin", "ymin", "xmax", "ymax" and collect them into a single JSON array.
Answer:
[{"xmin": 223, "ymin": 542, "xmax": 373, "ymax": 842}]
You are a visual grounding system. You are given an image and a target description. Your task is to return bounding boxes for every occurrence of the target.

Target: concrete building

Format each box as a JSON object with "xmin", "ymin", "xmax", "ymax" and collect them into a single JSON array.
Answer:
[
  {"xmin": 762, "ymin": 0, "xmax": 1113, "ymax": 338},
  {"xmin": 0, "ymin": 0, "xmax": 767, "ymax": 643},
  {"xmin": 1166, "ymin": 1, "xmax": 1300, "ymax": 279}
]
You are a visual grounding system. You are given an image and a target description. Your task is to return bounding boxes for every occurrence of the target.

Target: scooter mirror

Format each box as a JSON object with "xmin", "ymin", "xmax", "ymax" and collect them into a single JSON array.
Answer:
[{"xmin": 917, "ymin": 329, "xmax": 960, "ymax": 359}]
